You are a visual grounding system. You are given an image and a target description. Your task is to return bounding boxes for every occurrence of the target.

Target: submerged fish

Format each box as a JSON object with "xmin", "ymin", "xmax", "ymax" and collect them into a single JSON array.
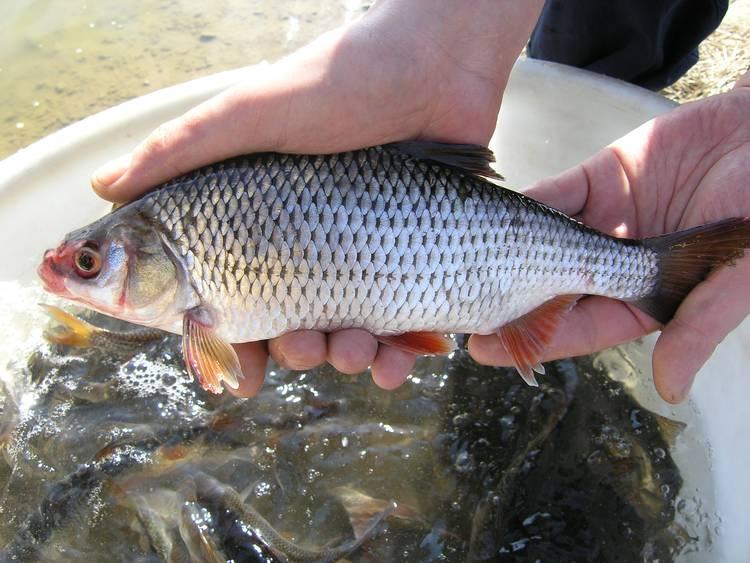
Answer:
[
  {"xmin": 41, "ymin": 304, "xmax": 165, "ymax": 356},
  {"xmin": 192, "ymin": 471, "xmax": 395, "ymax": 563},
  {"xmin": 37, "ymin": 142, "xmax": 750, "ymax": 393}
]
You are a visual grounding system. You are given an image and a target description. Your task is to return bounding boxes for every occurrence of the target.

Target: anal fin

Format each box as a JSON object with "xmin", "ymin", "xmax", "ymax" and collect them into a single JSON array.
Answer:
[
  {"xmin": 498, "ymin": 295, "xmax": 579, "ymax": 387},
  {"xmin": 182, "ymin": 313, "xmax": 243, "ymax": 394},
  {"xmin": 377, "ymin": 332, "xmax": 456, "ymax": 356}
]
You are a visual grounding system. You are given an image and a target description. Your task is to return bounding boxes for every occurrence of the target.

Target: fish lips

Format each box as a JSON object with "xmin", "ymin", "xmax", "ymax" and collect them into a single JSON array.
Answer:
[{"xmin": 38, "ymin": 248, "xmax": 73, "ymax": 298}]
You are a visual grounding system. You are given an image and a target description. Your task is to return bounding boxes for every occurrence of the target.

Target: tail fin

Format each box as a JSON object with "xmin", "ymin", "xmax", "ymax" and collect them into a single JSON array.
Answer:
[
  {"xmin": 633, "ymin": 218, "xmax": 750, "ymax": 323},
  {"xmin": 40, "ymin": 304, "xmax": 96, "ymax": 347}
]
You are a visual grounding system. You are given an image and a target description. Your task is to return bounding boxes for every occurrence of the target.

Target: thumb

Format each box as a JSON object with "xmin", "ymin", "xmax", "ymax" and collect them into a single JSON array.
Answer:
[
  {"xmin": 230, "ymin": 341, "xmax": 269, "ymax": 398},
  {"xmin": 652, "ymin": 263, "xmax": 750, "ymax": 403},
  {"xmin": 91, "ymin": 26, "xmax": 355, "ymax": 203},
  {"xmin": 520, "ymin": 163, "xmax": 591, "ymax": 216},
  {"xmin": 91, "ymin": 63, "xmax": 306, "ymax": 203}
]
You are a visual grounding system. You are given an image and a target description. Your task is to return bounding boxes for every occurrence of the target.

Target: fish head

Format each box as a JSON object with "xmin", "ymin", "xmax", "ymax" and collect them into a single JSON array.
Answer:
[{"xmin": 38, "ymin": 207, "xmax": 195, "ymax": 329}]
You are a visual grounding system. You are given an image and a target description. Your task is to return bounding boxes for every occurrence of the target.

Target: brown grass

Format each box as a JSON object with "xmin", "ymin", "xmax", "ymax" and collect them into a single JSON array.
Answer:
[{"xmin": 662, "ymin": 0, "xmax": 750, "ymax": 103}]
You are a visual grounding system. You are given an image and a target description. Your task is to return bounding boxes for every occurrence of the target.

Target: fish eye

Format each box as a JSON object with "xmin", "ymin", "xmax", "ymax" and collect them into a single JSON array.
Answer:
[{"xmin": 74, "ymin": 246, "xmax": 102, "ymax": 278}]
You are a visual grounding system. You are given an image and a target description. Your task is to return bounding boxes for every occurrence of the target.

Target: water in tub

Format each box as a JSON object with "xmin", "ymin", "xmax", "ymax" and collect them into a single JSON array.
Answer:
[{"xmin": 0, "ymin": 1, "xmax": 721, "ymax": 560}]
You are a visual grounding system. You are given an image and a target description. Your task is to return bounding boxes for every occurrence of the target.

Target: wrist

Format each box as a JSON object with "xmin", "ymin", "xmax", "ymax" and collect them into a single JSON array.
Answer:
[{"xmin": 361, "ymin": 0, "xmax": 544, "ymax": 87}]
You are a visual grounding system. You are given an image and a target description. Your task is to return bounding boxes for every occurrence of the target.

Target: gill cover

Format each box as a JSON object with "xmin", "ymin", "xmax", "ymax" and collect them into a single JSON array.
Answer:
[{"xmin": 107, "ymin": 208, "xmax": 192, "ymax": 326}]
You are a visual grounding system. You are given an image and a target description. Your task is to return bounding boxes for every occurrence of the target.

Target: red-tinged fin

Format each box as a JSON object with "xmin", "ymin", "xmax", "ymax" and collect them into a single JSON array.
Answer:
[
  {"xmin": 388, "ymin": 141, "xmax": 505, "ymax": 181},
  {"xmin": 40, "ymin": 304, "xmax": 96, "ymax": 347},
  {"xmin": 376, "ymin": 332, "xmax": 457, "ymax": 356},
  {"xmin": 634, "ymin": 217, "xmax": 750, "ymax": 324},
  {"xmin": 95, "ymin": 443, "xmax": 118, "ymax": 462},
  {"xmin": 497, "ymin": 295, "xmax": 580, "ymax": 387},
  {"xmin": 182, "ymin": 314, "xmax": 243, "ymax": 394},
  {"xmin": 333, "ymin": 486, "xmax": 427, "ymax": 538},
  {"xmin": 160, "ymin": 444, "xmax": 190, "ymax": 462}
]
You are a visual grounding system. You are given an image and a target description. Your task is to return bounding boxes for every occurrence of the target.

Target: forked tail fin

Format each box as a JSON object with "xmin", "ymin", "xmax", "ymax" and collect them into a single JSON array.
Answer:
[{"xmin": 632, "ymin": 218, "xmax": 750, "ymax": 324}]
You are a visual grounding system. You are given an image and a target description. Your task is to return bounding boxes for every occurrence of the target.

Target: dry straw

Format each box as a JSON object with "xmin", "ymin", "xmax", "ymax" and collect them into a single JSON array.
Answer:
[{"xmin": 663, "ymin": 0, "xmax": 750, "ymax": 103}]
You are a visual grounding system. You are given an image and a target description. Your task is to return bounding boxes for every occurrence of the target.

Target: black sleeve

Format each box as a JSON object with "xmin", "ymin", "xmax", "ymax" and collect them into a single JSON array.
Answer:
[{"xmin": 527, "ymin": 0, "xmax": 729, "ymax": 90}]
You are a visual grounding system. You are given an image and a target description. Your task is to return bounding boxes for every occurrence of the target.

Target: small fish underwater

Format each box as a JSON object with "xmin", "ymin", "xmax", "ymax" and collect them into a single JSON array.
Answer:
[
  {"xmin": 0, "ymin": 300, "xmax": 713, "ymax": 560},
  {"xmin": 36, "ymin": 142, "xmax": 750, "ymax": 393}
]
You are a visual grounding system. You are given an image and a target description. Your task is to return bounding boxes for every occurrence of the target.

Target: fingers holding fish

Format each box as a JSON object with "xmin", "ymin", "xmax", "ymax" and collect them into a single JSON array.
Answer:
[
  {"xmin": 230, "ymin": 341, "xmax": 269, "ymax": 398},
  {"xmin": 92, "ymin": 60, "xmax": 308, "ymax": 203},
  {"xmin": 89, "ymin": 0, "xmax": 530, "ymax": 206},
  {"xmin": 268, "ymin": 330, "xmax": 328, "ymax": 372},
  {"xmin": 521, "ymin": 145, "xmax": 646, "ymax": 238},
  {"xmin": 652, "ymin": 260, "xmax": 750, "ymax": 403},
  {"xmin": 519, "ymin": 162, "xmax": 591, "ymax": 218},
  {"xmin": 327, "ymin": 329, "xmax": 378, "ymax": 375},
  {"xmin": 371, "ymin": 346, "xmax": 416, "ymax": 391},
  {"xmin": 266, "ymin": 328, "xmax": 410, "ymax": 390}
]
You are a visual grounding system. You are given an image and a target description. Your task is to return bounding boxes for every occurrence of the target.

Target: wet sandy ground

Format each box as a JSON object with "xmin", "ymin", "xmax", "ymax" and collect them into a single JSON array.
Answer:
[{"xmin": 0, "ymin": 0, "xmax": 368, "ymax": 159}]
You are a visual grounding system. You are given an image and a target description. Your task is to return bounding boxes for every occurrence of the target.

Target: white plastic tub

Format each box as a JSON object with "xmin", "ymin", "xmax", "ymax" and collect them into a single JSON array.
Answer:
[{"xmin": 0, "ymin": 58, "xmax": 747, "ymax": 560}]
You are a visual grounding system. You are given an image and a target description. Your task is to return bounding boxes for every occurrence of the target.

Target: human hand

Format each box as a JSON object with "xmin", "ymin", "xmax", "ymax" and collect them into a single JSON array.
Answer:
[
  {"xmin": 470, "ymin": 69, "xmax": 750, "ymax": 404},
  {"xmin": 90, "ymin": 0, "xmax": 543, "ymax": 396}
]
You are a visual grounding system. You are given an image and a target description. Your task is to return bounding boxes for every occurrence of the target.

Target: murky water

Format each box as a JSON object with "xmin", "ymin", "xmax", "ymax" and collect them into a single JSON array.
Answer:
[
  {"xmin": 0, "ymin": 285, "xmax": 719, "ymax": 561},
  {"xmin": 1, "ymin": 0, "xmax": 369, "ymax": 159}
]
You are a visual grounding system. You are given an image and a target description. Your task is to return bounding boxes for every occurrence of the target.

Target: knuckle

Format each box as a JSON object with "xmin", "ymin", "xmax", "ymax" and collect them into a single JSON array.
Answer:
[
  {"xmin": 134, "ymin": 114, "xmax": 202, "ymax": 169},
  {"xmin": 138, "ymin": 120, "xmax": 179, "ymax": 160}
]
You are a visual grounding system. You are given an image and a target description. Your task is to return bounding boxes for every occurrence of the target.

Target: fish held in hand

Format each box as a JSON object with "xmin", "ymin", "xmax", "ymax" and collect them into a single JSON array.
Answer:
[{"xmin": 37, "ymin": 142, "xmax": 750, "ymax": 393}]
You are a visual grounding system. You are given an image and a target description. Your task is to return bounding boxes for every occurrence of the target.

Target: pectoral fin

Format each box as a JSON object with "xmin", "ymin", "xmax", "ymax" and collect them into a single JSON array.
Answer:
[
  {"xmin": 182, "ymin": 314, "xmax": 243, "ymax": 394},
  {"xmin": 498, "ymin": 295, "xmax": 579, "ymax": 387}
]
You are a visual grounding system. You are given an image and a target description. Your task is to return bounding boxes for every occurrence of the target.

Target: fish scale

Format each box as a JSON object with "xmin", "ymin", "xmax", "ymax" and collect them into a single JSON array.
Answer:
[{"xmin": 141, "ymin": 145, "xmax": 659, "ymax": 343}]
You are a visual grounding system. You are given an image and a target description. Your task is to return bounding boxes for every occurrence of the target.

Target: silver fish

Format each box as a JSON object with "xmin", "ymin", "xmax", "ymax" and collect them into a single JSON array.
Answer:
[{"xmin": 38, "ymin": 142, "xmax": 750, "ymax": 393}]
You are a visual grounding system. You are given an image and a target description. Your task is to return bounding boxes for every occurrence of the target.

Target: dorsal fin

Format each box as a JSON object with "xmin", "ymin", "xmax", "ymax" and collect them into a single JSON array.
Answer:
[{"xmin": 387, "ymin": 141, "xmax": 504, "ymax": 181}]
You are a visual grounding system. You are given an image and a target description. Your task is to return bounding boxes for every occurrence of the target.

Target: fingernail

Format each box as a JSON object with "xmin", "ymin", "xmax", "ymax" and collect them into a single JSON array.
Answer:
[{"xmin": 91, "ymin": 154, "xmax": 131, "ymax": 192}]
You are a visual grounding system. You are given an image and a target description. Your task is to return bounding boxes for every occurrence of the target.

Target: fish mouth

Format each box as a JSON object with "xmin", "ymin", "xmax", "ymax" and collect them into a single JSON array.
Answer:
[{"xmin": 37, "ymin": 249, "xmax": 72, "ymax": 297}]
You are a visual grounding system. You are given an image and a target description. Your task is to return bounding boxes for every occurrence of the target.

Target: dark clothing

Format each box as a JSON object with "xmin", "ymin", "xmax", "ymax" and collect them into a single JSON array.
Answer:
[{"xmin": 528, "ymin": 0, "xmax": 729, "ymax": 90}]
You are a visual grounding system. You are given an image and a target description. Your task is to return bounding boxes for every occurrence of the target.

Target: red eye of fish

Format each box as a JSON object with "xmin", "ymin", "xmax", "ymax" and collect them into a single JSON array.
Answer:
[{"xmin": 74, "ymin": 247, "xmax": 102, "ymax": 278}]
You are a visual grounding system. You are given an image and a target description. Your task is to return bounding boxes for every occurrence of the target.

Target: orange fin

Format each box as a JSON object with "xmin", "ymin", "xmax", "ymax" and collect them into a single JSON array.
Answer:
[
  {"xmin": 182, "ymin": 315, "xmax": 243, "ymax": 394},
  {"xmin": 376, "ymin": 332, "xmax": 456, "ymax": 356},
  {"xmin": 498, "ymin": 295, "xmax": 579, "ymax": 386},
  {"xmin": 41, "ymin": 303, "xmax": 96, "ymax": 347}
]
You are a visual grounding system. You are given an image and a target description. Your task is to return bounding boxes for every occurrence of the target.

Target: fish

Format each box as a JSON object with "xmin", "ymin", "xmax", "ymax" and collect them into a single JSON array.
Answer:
[
  {"xmin": 41, "ymin": 303, "xmax": 166, "ymax": 356},
  {"xmin": 179, "ymin": 500, "xmax": 230, "ymax": 563},
  {"xmin": 192, "ymin": 471, "xmax": 395, "ymax": 563},
  {"xmin": 332, "ymin": 486, "xmax": 428, "ymax": 537},
  {"xmin": 37, "ymin": 141, "xmax": 750, "ymax": 393}
]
